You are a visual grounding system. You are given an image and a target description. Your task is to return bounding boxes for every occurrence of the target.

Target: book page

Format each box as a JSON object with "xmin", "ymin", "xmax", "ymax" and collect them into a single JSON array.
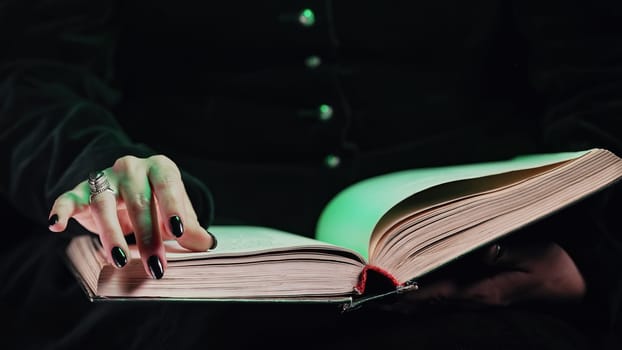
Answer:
[
  {"xmin": 368, "ymin": 161, "xmax": 566, "ymax": 258},
  {"xmin": 371, "ymin": 148, "xmax": 622, "ymax": 282},
  {"xmin": 160, "ymin": 225, "xmax": 366, "ymax": 263},
  {"xmin": 315, "ymin": 149, "xmax": 590, "ymax": 260},
  {"xmin": 67, "ymin": 226, "xmax": 368, "ymax": 301}
]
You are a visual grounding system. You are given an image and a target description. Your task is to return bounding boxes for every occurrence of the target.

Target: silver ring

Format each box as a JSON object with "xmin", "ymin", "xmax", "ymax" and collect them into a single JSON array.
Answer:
[{"xmin": 88, "ymin": 171, "xmax": 115, "ymax": 203}]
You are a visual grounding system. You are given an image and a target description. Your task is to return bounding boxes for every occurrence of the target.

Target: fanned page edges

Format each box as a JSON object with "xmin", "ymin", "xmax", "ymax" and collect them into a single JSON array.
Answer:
[
  {"xmin": 316, "ymin": 149, "xmax": 593, "ymax": 261},
  {"xmin": 369, "ymin": 148, "xmax": 622, "ymax": 283},
  {"xmin": 366, "ymin": 153, "xmax": 593, "ymax": 261}
]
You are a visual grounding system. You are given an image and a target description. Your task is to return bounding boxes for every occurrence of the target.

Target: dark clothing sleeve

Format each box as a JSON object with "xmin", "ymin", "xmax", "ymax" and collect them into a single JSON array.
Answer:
[
  {"xmin": 0, "ymin": 0, "xmax": 214, "ymax": 228},
  {"xmin": 511, "ymin": 0, "xmax": 622, "ymax": 334}
]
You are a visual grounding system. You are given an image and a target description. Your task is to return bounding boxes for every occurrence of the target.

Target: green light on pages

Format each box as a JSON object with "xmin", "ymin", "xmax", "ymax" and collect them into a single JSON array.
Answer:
[{"xmin": 315, "ymin": 150, "xmax": 591, "ymax": 261}]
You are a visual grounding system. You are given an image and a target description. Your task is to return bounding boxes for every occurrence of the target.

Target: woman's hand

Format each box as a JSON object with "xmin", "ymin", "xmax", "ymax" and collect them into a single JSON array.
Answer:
[
  {"xmin": 48, "ymin": 155, "xmax": 216, "ymax": 279},
  {"xmin": 392, "ymin": 239, "xmax": 586, "ymax": 312}
]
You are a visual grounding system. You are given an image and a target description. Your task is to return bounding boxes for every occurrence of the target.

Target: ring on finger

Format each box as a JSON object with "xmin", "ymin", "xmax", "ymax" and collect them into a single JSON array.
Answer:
[{"xmin": 88, "ymin": 171, "xmax": 115, "ymax": 203}]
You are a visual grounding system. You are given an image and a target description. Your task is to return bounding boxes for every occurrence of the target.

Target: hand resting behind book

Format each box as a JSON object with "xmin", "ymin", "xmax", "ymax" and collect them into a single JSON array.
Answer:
[{"xmin": 383, "ymin": 238, "xmax": 585, "ymax": 312}]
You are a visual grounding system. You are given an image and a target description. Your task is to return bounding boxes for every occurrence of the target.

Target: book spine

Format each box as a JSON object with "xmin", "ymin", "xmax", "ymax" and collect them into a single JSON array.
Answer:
[
  {"xmin": 353, "ymin": 265, "xmax": 401, "ymax": 295},
  {"xmin": 341, "ymin": 281, "xmax": 419, "ymax": 312}
]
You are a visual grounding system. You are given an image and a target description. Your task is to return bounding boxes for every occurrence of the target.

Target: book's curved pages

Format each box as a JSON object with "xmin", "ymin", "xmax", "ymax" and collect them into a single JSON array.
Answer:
[
  {"xmin": 66, "ymin": 225, "xmax": 367, "ymax": 303},
  {"xmin": 65, "ymin": 148, "xmax": 622, "ymax": 310}
]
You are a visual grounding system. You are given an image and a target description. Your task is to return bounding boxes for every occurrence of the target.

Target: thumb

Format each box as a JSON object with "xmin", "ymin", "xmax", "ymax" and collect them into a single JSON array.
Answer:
[
  {"xmin": 455, "ymin": 270, "xmax": 533, "ymax": 306},
  {"xmin": 458, "ymin": 240, "xmax": 560, "ymax": 306},
  {"xmin": 456, "ymin": 241, "xmax": 538, "ymax": 306}
]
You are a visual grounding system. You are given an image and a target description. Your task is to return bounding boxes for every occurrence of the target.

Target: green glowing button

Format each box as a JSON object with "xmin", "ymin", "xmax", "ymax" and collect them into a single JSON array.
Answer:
[
  {"xmin": 318, "ymin": 104, "xmax": 333, "ymax": 121},
  {"xmin": 324, "ymin": 154, "xmax": 341, "ymax": 168},
  {"xmin": 305, "ymin": 55, "xmax": 322, "ymax": 68},
  {"xmin": 298, "ymin": 9, "xmax": 316, "ymax": 27}
]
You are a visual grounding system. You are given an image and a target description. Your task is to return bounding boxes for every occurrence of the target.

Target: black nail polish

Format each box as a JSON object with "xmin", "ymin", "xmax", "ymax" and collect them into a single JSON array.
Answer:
[
  {"xmin": 48, "ymin": 214, "xmax": 58, "ymax": 227},
  {"xmin": 111, "ymin": 246, "xmax": 128, "ymax": 268},
  {"xmin": 207, "ymin": 231, "xmax": 218, "ymax": 250},
  {"xmin": 170, "ymin": 216, "xmax": 184, "ymax": 238},
  {"xmin": 148, "ymin": 255, "xmax": 164, "ymax": 279}
]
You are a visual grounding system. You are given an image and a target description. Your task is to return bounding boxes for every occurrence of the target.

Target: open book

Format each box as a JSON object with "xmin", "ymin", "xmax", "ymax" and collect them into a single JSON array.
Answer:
[{"xmin": 65, "ymin": 148, "xmax": 622, "ymax": 309}]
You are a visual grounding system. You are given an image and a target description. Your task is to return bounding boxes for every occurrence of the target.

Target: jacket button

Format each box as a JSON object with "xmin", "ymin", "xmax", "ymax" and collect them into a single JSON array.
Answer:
[
  {"xmin": 324, "ymin": 154, "xmax": 341, "ymax": 168},
  {"xmin": 298, "ymin": 9, "xmax": 316, "ymax": 27},
  {"xmin": 305, "ymin": 55, "xmax": 322, "ymax": 69},
  {"xmin": 318, "ymin": 104, "xmax": 333, "ymax": 121}
]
